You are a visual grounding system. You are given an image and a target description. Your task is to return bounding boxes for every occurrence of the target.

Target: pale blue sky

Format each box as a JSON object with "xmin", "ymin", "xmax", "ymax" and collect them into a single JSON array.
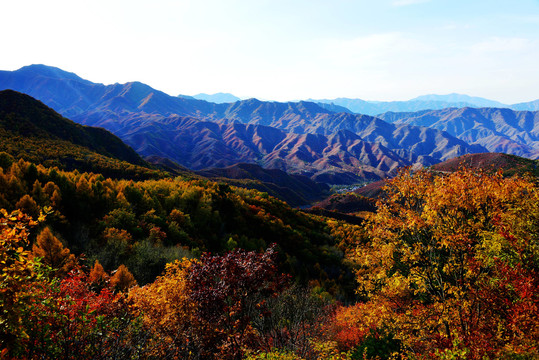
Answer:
[{"xmin": 2, "ymin": 0, "xmax": 538, "ymax": 103}]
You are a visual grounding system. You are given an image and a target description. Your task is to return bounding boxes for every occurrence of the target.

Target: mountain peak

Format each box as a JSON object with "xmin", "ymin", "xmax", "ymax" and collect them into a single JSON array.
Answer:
[
  {"xmin": 16, "ymin": 64, "xmax": 91, "ymax": 84},
  {"xmin": 122, "ymin": 81, "xmax": 155, "ymax": 94},
  {"xmin": 192, "ymin": 92, "xmax": 241, "ymax": 104},
  {"xmin": 410, "ymin": 93, "xmax": 506, "ymax": 108}
]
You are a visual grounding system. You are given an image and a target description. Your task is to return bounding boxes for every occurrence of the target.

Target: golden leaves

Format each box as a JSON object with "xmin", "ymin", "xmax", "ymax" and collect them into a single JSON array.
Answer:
[{"xmin": 352, "ymin": 168, "xmax": 539, "ymax": 355}]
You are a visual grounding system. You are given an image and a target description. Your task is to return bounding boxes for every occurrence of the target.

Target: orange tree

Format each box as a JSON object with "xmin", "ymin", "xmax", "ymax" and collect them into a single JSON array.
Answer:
[
  {"xmin": 352, "ymin": 168, "xmax": 539, "ymax": 358},
  {"xmin": 128, "ymin": 258, "xmax": 197, "ymax": 358}
]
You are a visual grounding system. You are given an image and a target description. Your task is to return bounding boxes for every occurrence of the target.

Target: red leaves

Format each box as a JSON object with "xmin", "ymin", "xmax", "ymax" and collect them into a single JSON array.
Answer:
[
  {"xmin": 465, "ymin": 257, "xmax": 539, "ymax": 357},
  {"xmin": 58, "ymin": 268, "xmax": 120, "ymax": 317},
  {"xmin": 186, "ymin": 244, "xmax": 289, "ymax": 359},
  {"xmin": 17, "ymin": 266, "xmax": 130, "ymax": 359}
]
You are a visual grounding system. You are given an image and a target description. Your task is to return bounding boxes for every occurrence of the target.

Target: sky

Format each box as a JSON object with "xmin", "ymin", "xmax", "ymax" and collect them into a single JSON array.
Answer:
[{"xmin": 1, "ymin": 0, "xmax": 538, "ymax": 103}]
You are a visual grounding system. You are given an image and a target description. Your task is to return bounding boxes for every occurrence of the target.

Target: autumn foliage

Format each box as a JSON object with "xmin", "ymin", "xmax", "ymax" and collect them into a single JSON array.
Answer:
[
  {"xmin": 2, "ymin": 155, "xmax": 539, "ymax": 359},
  {"xmin": 186, "ymin": 245, "xmax": 289, "ymax": 359},
  {"xmin": 128, "ymin": 245, "xmax": 290, "ymax": 359},
  {"xmin": 127, "ymin": 258, "xmax": 197, "ymax": 358},
  {"xmin": 32, "ymin": 226, "xmax": 75, "ymax": 277},
  {"xmin": 345, "ymin": 168, "xmax": 539, "ymax": 359},
  {"xmin": 0, "ymin": 209, "xmax": 41, "ymax": 354},
  {"xmin": 0, "ymin": 158, "xmax": 351, "ymax": 295}
]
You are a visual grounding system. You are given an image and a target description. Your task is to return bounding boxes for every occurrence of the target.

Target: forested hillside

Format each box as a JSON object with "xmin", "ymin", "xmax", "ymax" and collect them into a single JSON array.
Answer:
[
  {"xmin": 0, "ymin": 90, "xmax": 163, "ymax": 180},
  {"xmin": 2, "ymin": 164, "xmax": 538, "ymax": 359},
  {"xmin": 0, "ymin": 157, "xmax": 353, "ymax": 291}
]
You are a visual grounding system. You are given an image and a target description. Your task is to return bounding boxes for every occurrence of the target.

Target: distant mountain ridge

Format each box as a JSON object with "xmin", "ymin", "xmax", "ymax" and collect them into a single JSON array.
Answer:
[
  {"xmin": 312, "ymin": 94, "xmax": 539, "ymax": 115},
  {"xmin": 0, "ymin": 64, "xmax": 498, "ymax": 184},
  {"xmin": 378, "ymin": 107, "xmax": 539, "ymax": 159},
  {"xmin": 512, "ymin": 99, "xmax": 539, "ymax": 111},
  {"xmin": 410, "ymin": 94, "xmax": 506, "ymax": 108},
  {"xmin": 190, "ymin": 92, "xmax": 241, "ymax": 103},
  {"xmin": 430, "ymin": 152, "xmax": 539, "ymax": 176}
]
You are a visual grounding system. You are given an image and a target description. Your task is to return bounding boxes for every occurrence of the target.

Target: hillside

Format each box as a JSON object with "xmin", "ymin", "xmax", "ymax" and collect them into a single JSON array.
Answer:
[
  {"xmin": 0, "ymin": 90, "xmax": 162, "ymax": 179},
  {"xmin": 3, "ymin": 157, "xmax": 537, "ymax": 360},
  {"xmin": 313, "ymin": 192, "xmax": 376, "ymax": 214},
  {"xmin": 196, "ymin": 163, "xmax": 329, "ymax": 207},
  {"xmin": 378, "ymin": 107, "xmax": 539, "ymax": 159},
  {"xmin": 314, "ymin": 152, "xmax": 539, "ymax": 214},
  {"xmin": 430, "ymin": 152, "xmax": 539, "ymax": 177},
  {"xmin": 0, "ymin": 156, "xmax": 356, "ymax": 296}
]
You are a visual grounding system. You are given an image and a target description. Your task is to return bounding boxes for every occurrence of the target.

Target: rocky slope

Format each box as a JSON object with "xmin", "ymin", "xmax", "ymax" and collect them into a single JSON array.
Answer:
[{"xmin": 379, "ymin": 107, "xmax": 539, "ymax": 159}]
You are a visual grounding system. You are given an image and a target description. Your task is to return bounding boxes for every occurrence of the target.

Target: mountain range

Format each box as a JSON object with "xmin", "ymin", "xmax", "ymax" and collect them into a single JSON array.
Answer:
[
  {"xmin": 1, "ymin": 64, "xmax": 538, "ymax": 185},
  {"xmin": 113, "ymin": 114, "xmax": 425, "ymax": 183},
  {"xmin": 312, "ymin": 94, "xmax": 539, "ymax": 115},
  {"xmin": 378, "ymin": 107, "xmax": 539, "ymax": 159},
  {"xmin": 183, "ymin": 93, "xmax": 539, "ymax": 115},
  {"xmin": 0, "ymin": 89, "xmax": 335, "ymax": 206}
]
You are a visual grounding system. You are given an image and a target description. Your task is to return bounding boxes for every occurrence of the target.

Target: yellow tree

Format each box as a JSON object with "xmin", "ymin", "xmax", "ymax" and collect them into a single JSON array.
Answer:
[
  {"xmin": 0, "ymin": 209, "xmax": 42, "ymax": 354},
  {"xmin": 88, "ymin": 259, "xmax": 108, "ymax": 284},
  {"xmin": 32, "ymin": 227, "xmax": 75, "ymax": 278},
  {"xmin": 88, "ymin": 259, "xmax": 109, "ymax": 292},
  {"xmin": 353, "ymin": 168, "xmax": 537, "ymax": 357},
  {"xmin": 128, "ymin": 258, "xmax": 197, "ymax": 357}
]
